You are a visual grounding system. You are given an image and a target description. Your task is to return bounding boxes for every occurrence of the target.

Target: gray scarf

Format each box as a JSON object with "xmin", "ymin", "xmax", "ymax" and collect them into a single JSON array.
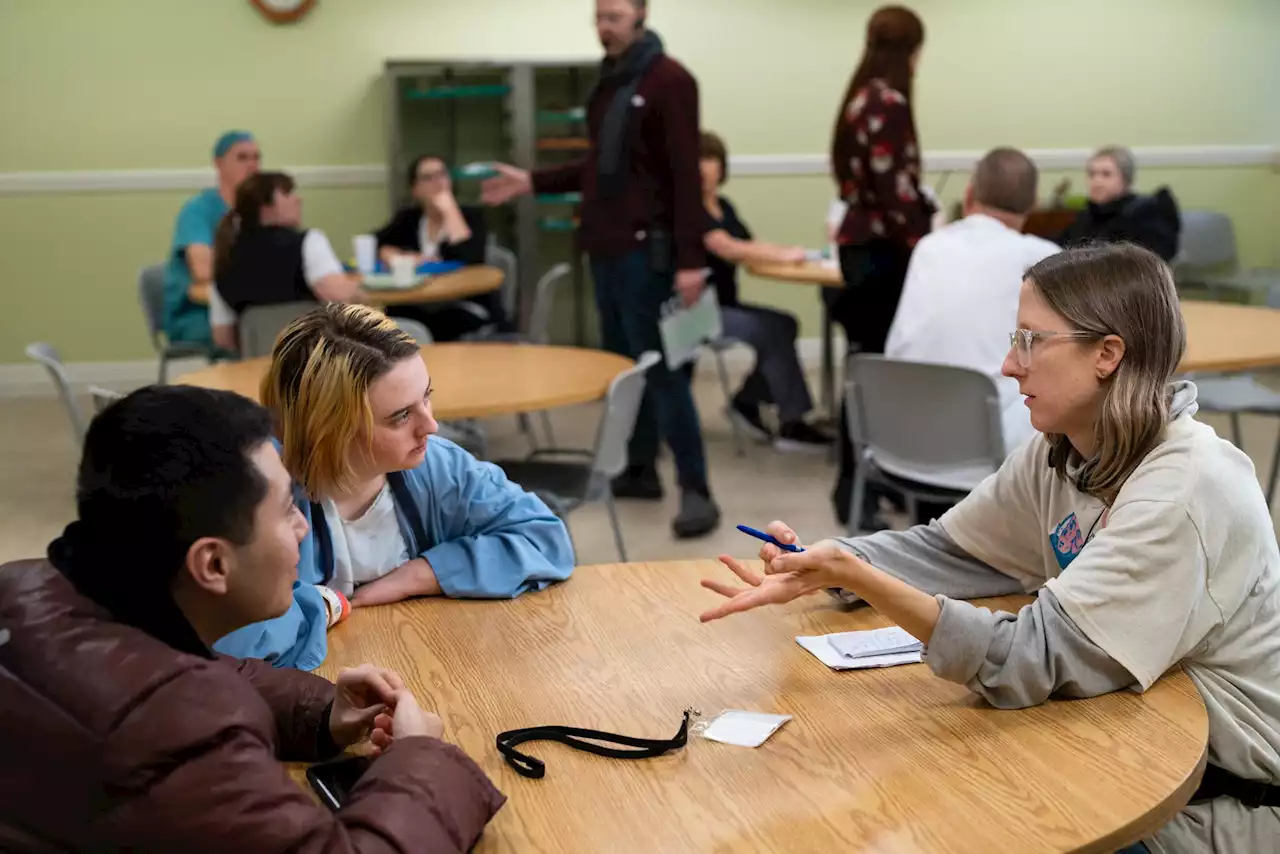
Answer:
[{"xmin": 592, "ymin": 29, "xmax": 665, "ymax": 200}]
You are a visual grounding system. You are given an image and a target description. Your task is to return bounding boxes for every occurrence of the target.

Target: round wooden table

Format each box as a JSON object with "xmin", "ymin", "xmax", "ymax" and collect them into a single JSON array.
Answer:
[
  {"xmin": 1179, "ymin": 301, "xmax": 1280, "ymax": 372},
  {"xmin": 186, "ymin": 265, "xmax": 504, "ymax": 308},
  {"xmin": 747, "ymin": 259, "xmax": 843, "ymax": 288},
  {"xmin": 175, "ymin": 343, "xmax": 633, "ymax": 421},
  {"xmin": 746, "ymin": 259, "xmax": 1280, "ymax": 408},
  {"xmin": 306, "ymin": 560, "xmax": 1207, "ymax": 853}
]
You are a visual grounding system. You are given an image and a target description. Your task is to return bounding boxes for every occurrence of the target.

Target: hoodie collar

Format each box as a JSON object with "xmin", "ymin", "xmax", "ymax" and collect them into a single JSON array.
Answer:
[{"xmin": 47, "ymin": 521, "xmax": 214, "ymax": 660}]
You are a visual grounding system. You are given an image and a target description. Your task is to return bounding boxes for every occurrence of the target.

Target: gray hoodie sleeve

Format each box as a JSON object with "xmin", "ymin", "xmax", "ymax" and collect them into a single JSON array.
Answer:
[
  {"xmin": 925, "ymin": 588, "xmax": 1137, "ymax": 709},
  {"xmin": 827, "ymin": 521, "xmax": 1028, "ymax": 605}
]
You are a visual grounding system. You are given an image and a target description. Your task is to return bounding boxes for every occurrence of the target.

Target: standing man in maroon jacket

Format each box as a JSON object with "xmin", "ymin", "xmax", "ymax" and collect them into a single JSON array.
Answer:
[{"xmin": 484, "ymin": 0, "xmax": 720, "ymax": 539}]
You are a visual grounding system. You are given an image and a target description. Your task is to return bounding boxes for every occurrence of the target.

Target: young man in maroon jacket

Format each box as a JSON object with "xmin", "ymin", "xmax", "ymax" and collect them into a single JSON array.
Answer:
[
  {"xmin": 484, "ymin": 0, "xmax": 720, "ymax": 539},
  {"xmin": 0, "ymin": 386, "xmax": 504, "ymax": 852}
]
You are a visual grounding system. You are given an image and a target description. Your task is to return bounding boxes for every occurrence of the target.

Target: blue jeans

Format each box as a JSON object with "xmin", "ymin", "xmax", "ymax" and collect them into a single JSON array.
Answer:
[
  {"xmin": 1115, "ymin": 843, "xmax": 1151, "ymax": 853},
  {"xmin": 590, "ymin": 250, "xmax": 709, "ymax": 491}
]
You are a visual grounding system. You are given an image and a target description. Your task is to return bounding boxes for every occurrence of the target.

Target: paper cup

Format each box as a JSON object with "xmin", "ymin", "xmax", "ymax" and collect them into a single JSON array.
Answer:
[{"xmin": 353, "ymin": 234, "xmax": 377, "ymax": 274}]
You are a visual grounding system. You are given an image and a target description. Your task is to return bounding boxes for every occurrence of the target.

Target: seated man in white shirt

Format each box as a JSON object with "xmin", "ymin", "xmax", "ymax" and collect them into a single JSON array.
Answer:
[{"xmin": 886, "ymin": 147, "xmax": 1060, "ymax": 456}]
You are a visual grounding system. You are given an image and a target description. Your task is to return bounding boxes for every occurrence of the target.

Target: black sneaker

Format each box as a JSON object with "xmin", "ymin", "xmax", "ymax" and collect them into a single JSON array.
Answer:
[
  {"xmin": 774, "ymin": 421, "xmax": 834, "ymax": 454},
  {"xmin": 611, "ymin": 464, "xmax": 664, "ymax": 500},
  {"xmin": 726, "ymin": 400, "xmax": 773, "ymax": 443},
  {"xmin": 672, "ymin": 488, "xmax": 721, "ymax": 539}
]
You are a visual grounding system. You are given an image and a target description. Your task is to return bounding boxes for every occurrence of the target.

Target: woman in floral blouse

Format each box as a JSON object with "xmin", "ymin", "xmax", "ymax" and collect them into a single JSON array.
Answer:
[{"xmin": 827, "ymin": 4, "xmax": 933, "ymax": 528}]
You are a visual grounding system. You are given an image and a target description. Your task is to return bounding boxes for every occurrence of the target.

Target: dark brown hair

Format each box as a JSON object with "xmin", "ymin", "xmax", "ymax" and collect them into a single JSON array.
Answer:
[
  {"xmin": 700, "ymin": 131, "xmax": 729, "ymax": 185},
  {"xmin": 1027, "ymin": 244, "xmax": 1186, "ymax": 504},
  {"xmin": 971, "ymin": 147, "xmax": 1038, "ymax": 215},
  {"xmin": 405, "ymin": 153, "xmax": 451, "ymax": 189},
  {"xmin": 830, "ymin": 6, "xmax": 924, "ymax": 188},
  {"xmin": 213, "ymin": 171, "xmax": 295, "ymax": 277}
]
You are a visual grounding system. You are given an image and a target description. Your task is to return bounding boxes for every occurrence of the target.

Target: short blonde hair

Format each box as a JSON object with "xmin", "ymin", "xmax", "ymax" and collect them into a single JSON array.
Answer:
[
  {"xmin": 1026, "ymin": 244, "xmax": 1186, "ymax": 505},
  {"xmin": 260, "ymin": 304, "xmax": 420, "ymax": 498}
]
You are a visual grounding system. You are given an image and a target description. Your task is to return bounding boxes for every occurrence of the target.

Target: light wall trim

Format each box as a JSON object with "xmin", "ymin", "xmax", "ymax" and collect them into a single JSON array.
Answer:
[
  {"xmin": 0, "ymin": 338, "xmax": 837, "ymax": 395},
  {"xmin": 0, "ymin": 164, "xmax": 387, "ymax": 195},
  {"xmin": 0, "ymin": 145, "xmax": 1274, "ymax": 196}
]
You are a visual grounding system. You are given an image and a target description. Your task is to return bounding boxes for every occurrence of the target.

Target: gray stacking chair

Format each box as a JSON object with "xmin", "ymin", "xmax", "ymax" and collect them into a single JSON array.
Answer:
[
  {"xmin": 25, "ymin": 343, "xmax": 88, "ymax": 445},
  {"xmin": 1190, "ymin": 283, "xmax": 1280, "ymax": 507},
  {"xmin": 393, "ymin": 317, "xmax": 433, "ymax": 347},
  {"xmin": 138, "ymin": 264, "xmax": 214, "ymax": 383},
  {"xmin": 486, "ymin": 242, "xmax": 520, "ymax": 327},
  {"xmin": 476, "ymin": 262, "xmax": 573, "ymax": 452},
  {"xmin": 494, "ymin": 351, "xmax": 662, "ymax": 562},
  {"xmin": 845, "ymin": 355, "xmax": 1006, "ymax": 535},
  {"xmin": 708, "ymin": 336, "xmax": 749, "ymax": 456},
  {"xmin": 89, "ymin": 386, "xmax": 123, "ymax": 414},
  {"xmin": 1174, "ymin": 211, "xmax": 1280, "ymax": 302},
  {"xmin": 237, "ymin": 302, "xmax": 323, "ymax": 359}
]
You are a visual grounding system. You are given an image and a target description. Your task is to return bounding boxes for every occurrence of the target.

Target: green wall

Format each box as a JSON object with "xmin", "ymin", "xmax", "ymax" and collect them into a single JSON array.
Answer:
[{"xmin": 1, "ymin": 0, "xmax": 1276, "ymax": 362}]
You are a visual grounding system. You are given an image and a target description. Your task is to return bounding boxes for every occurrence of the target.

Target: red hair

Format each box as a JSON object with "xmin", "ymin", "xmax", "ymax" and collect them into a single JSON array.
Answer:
[{"xmin": 830, "ymin": 6, "xmax": 925, "ymax": 187}]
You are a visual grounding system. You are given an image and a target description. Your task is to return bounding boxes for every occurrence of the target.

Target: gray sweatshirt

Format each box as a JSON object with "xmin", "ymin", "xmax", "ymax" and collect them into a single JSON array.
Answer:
[{"xmin": 829, "ymin": 382, "xmax": 1280, "ymax": 853}]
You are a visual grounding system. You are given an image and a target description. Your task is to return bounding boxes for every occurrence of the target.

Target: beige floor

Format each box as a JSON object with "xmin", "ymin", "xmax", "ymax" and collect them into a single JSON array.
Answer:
[{"xmin": 2, "ymin": 367, "xmax": 1278, "ymax": 567}]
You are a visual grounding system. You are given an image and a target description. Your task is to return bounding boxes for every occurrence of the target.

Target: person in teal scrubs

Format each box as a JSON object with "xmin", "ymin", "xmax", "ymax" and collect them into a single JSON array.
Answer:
[{"xmin": 163, "ymin": 131, "xmax": 261, "ymax": 345}]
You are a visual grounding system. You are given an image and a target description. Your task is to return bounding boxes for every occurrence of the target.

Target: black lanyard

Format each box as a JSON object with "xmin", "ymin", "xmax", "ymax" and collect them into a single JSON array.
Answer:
[{"xmin": 496, "ymin": 709, "xmax": 699, "ymax": 779}]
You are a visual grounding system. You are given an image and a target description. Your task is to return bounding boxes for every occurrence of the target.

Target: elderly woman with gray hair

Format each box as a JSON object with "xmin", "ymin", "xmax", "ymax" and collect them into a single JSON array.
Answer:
[{"xmin": 1057, "ymin": 145, "xmax": 1181, "ymax": 260}]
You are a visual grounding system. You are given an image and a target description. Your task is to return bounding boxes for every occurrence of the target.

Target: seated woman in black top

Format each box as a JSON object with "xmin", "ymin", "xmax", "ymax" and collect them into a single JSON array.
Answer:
[
  {"xmin": 1057, "ymin": 146, "xmax": 1180, "ymax": 261},
  {"xmin": 700, "ymin": 132, "xmax": 831, "ymax": 452},
  {"xmin": 210, "ymin": 171, "xmax": 360, "ymax": 352},
  {"xmin": 374, "ymin": 153, "xmax": 506, "ymax": 340}
]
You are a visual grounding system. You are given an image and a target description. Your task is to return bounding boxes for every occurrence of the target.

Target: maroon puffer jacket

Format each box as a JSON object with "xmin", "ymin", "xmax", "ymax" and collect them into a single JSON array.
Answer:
[{"xmin": 0, "ymin": 560, "xmax": 505, "ymax": 853}]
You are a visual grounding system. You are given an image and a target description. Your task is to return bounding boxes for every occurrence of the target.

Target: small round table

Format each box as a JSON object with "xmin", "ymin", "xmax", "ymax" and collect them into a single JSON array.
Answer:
[
  {"xmin": 186, "ymin": 265, "xmax": 504, "ymax": 308},
  {"xmin": 297, "ymin": 559, "xmax": 1208, "ymax": 852},
  {"xmin": 175, "ymin": 343, "xmax": 633, "ymax": 421}
]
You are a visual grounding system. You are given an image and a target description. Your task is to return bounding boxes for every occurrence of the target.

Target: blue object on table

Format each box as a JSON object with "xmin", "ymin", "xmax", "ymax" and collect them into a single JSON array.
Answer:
[
  {"xmin": 360, "ymin": 260, "xmax": 467, "ymax": 275},
  {"xmin": 736, "ymin": 525, "xmax": 805, "ymax": 553}
]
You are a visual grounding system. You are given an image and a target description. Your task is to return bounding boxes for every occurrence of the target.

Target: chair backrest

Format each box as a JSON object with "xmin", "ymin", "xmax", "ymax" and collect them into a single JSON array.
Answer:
[
  {"xmin": 485, "ymin": 243, "xmax": 520, "ymax": 322},
  {"xmin": 526, "ymin": 263, "xmax": 571, "ymax": 345},
  {"xmin": 26, "ymin": 342, "xmax": 87, "ymax": 444},
  {"xmin": 89, "ymin": 386, "xmax": 123, "ymax": 414},
  {"xmin": 138, "ymin": 264, "xmax": 168, "ymax": 347},
  {"xmin": 238, "ymin": 301, "xmax": 320, "ymax": 359},
  {"xmin": 1173, "ymin": 211, "xmax": 1238, "ymax": 274},
  {"xmin": 591, "ymin": 351, "xmax": 662, "ymax": 479},
  {"xmin": 846, "ymin": 355, "xmax": 1005, "ymax": 490},
  {"xmin": 393, "ymin": 317, "xmax": 434, "ymax": 346}
]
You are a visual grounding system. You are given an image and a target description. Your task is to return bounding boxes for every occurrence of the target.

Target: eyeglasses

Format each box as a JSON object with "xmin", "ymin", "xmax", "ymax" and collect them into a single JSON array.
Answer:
[{"xmin": 1008, "ymin": 328, "xmax": 1099, "ymax": 368}]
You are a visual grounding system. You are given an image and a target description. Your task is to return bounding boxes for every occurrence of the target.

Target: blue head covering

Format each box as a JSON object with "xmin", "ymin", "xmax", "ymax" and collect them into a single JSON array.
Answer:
[{"xmin": 213, "ymin": 130, "xmax": 255, "ymax": 159}]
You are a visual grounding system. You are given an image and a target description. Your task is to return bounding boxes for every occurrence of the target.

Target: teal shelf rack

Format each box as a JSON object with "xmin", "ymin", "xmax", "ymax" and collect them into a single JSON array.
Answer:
[{"xmin": 405, "ymin": 83, "xmax": 511, "ymax": 100}]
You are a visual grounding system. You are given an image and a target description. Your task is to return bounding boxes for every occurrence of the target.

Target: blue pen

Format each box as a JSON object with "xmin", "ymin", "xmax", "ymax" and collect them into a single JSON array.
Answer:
[{"xmin": 736, "ymin": 525, "xmax": 804, "ymax": 552}]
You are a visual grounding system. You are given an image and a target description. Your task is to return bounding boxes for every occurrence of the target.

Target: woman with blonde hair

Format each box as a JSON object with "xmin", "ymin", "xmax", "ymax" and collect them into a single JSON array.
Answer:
[
  {"xmin": 216, "ymin": 304, "xmax": 574, "ymax": 670},
  {"xmin": 700, "ymin": 244, "xmax": 1280, "ymax": 852}
]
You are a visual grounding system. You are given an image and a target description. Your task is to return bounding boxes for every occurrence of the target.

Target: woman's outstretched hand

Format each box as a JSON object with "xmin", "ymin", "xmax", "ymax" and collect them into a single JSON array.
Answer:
[{"xmin": 699, "ymin": 542, "xmax": 861, "ymax": 623}]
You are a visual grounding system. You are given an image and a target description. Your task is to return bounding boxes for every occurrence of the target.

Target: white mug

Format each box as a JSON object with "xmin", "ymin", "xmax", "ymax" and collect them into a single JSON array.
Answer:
[{"xmin": 352, "ymin": 234, "xmax": 378, "ymax": 275}]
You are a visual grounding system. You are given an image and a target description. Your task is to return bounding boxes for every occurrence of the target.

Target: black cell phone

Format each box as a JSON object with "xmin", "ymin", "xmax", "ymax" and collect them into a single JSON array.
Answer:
[
  {"xmin": 648, "ymin": 228, "xmax": 673, "ymax": 276},
  {"xmin": 306, "ymin": 755, "xmax": 373, "ymax": 811}
]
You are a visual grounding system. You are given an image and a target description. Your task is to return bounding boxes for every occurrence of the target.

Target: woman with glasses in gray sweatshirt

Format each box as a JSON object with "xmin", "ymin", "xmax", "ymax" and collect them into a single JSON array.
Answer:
[{"xmin": 700, "ymin": 243, "xmax": 1280, "ymax": 854}]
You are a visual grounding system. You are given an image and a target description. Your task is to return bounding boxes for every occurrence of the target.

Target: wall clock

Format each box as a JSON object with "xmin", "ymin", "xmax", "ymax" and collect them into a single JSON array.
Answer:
[{"xmin": 249, "ymin": 0, "xmax": 316, "ymax": 24}]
